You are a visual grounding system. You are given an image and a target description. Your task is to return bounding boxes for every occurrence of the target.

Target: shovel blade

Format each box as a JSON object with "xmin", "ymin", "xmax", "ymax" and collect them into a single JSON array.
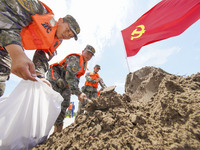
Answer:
[{"xmin": 101, "ymin": 85, "xmax": 116, "ymax": 93}]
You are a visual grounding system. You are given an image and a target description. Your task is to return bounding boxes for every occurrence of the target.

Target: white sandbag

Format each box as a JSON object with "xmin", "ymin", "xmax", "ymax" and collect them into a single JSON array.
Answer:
[{"xmin": 0, "ymin": 78, "xmax": 63, "ymax": 150}]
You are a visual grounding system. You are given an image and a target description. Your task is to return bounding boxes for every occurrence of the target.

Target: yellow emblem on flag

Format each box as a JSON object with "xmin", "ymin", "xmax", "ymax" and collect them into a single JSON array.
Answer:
[{"xmin": 131, "ymin": 25, "xmax": 145, "ymax": 40}]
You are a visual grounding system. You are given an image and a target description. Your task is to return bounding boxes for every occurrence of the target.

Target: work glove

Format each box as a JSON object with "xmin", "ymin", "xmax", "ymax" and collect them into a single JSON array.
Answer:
[
  {"xmin": 56, "ymin": 78, "xmax": 65, "ymax": 89},
  {"xmin": 78, "ymin": 93, "xmax": 87, "ymax": 103}
]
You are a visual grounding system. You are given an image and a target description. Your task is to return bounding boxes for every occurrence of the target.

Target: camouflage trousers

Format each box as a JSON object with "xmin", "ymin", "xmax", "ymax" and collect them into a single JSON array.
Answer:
[
  {"xmin": 76, "ymin": 101, "xmax": 87, "ymax": 118},
  {"xmin": 84, "ymin": 90, "xmax": 97, "ymax": 99},
  {"xmin": 82, "ymin": 86, "xmax": 97, "ymax": 99},
  {"xmin": 46, "ymin": 67, "xmax": 71, "ymax": 126},
  {"xmin": 0, "ymin": 48, "xmax": 11, "ymax": 97},
  {"xmin": 66, "ymin": 109, "xmax": 73, "ymax": 118},
  {"xmin": 76, "ymin": 87, "xmax": 97, "ymax": 118}
]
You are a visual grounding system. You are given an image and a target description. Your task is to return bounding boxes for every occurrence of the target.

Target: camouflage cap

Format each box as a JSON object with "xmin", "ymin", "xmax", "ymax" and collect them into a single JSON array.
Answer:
[
  {"xmin": 95, "ymin": 64, "xmax": 101, "ymax": 70},
  {"xmin": 84, "ymin": 45, "xmax": 95, "ymax": 55},
  {"xmin": 63, "ymin": 15, "xmax": 80, "ymax": 40}
]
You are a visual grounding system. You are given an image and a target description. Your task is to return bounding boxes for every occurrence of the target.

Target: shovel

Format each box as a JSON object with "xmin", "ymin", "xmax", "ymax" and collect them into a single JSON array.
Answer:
[
  {"xmin": 83, "ymin": 86, "xmax": 116, "ymax": 112},
  {"xmin": 84, "ymin": 85, "xmax": 116, "ymax": 102},
  {"xmin": 101, "ymin": 85, "xmax": 116, "ymax": 93}
]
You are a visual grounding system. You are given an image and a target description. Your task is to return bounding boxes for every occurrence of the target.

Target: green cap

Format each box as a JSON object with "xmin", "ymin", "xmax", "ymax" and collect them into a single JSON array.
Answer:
[
  {"xmin": 63, "ymin": 15, "xmax": 80, "ymax": 40},
  {"xmin": 84, "ymin": 45, "xmax": 95, "ymax": 55},
  {"xmin": 95, "ymin": 64, "xmax": 101, "ymax": 70}
]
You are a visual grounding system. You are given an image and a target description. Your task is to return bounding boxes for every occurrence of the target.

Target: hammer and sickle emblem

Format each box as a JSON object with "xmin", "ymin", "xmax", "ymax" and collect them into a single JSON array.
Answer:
[{"xmin": 131, "ymin": 25, "xmax": 146, "ymax": 40}]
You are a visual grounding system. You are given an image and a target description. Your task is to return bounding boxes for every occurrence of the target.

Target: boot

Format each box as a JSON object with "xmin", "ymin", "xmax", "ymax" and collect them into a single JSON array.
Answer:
[{"xmin": 54, "ymin": 124, "xmax": 63, "ymax": 133}]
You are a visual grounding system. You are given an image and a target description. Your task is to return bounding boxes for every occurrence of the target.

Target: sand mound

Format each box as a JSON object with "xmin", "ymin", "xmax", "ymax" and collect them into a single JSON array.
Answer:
[{"xmin": 33, "ymin": 66, "xmax": 200, "ymax": 150}]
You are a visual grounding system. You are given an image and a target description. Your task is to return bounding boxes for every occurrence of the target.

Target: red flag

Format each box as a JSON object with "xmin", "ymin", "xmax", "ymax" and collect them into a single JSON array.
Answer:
[{"xmin": 121, "ymin": 0, "xmax": 200, "ymax": 57}]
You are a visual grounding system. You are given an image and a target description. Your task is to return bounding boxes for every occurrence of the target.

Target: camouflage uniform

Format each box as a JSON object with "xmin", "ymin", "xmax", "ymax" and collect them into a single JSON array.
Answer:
[
  {"xmin": 32, "ymin": 14, "xmax": 80, "ymax": 75},
  {"xmin": 76, "ymin": 72, "xmax": 106, "ymax": 118},
  {"xmin": 0, "ymin": 47, "xmax": 11, "ymax": 96},
  {"xmin": 46, "ymin": 54, "xmax": 86, "ymax": 126},
  {"xmin": 0, "ymin": 0, "xmax": 47, "ymax": 96},
  {"xmin": 0, "ymin": 0, "xmax": 80, "ymax": 97},
  {"xmin": 83, "ymin": 73, "xmax": 106, "ymax": 98}
]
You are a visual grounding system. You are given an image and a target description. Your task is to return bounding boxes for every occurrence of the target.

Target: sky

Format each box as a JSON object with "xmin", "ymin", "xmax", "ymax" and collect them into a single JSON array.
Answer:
[{"xmin": 3, "ymin": 0, "xmax": 200, "ymax": 111}]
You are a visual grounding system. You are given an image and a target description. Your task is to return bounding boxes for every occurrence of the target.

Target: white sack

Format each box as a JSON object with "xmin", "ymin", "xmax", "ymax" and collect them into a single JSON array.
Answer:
[{"xmin": 0, "ymin": 78, "xmax": 63, "ymax": 150}]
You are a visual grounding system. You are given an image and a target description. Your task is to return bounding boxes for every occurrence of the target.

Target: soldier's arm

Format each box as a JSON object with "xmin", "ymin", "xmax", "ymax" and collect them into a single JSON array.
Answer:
[
  {"xmin": 32, "ymin": 49, "xmax": 57, "ymax": 76},
  {"xmin": 17, "ymin": 0, "xmax": 47, "ymax": 15},
  {"xmin": 65, "ymin": 55, "xmax": 82, "ymax": 96},
  {"xmin": 0, "ymin": 1, "xmax": 47, "ymax": 80},
  {"xmin": 85, "ymin": 72, "xmax": 97, "ymax": 83},
  {"xmin": 5, "ymin": 44, "xmax": 36, "ymax": 81},
  {"xmin": 99, "ymin": 78, "xmax": 107, "ymax": 89}
]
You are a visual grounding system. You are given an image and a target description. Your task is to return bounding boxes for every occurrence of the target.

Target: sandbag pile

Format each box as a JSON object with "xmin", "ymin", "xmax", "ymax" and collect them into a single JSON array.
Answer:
[{"xmin": 33, "ymin": 66, "xmax": 200, "ymax": 150}]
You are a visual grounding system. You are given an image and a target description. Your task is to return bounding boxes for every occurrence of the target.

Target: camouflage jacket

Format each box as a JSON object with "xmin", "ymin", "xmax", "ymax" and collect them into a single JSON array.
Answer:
[
  {"xmin": 0, "ymin": 0, "xmax": 58, "ymax": 75},
  {"xmin": 50, "ymin": 54, "xmax": 87, "ymax": 96},
  {"xmin": 0, "ymin": 0, "xmax": 47, "ymax": 47},
  {"xmin": 84, "ymin": 72, "xmax": 106, "ymax": 92}
]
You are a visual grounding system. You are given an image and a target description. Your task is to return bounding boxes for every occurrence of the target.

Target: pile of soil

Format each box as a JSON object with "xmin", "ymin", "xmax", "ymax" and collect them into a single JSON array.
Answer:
[{"xmin": 33, "ymin": 66, "xmax": 200, "ymax": 150}]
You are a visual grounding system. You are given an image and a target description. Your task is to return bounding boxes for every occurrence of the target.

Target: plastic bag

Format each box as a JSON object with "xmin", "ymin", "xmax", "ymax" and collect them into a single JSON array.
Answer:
[{"xmin": 0, "ymin": 78, "xmax": 63, "ymax": 150}]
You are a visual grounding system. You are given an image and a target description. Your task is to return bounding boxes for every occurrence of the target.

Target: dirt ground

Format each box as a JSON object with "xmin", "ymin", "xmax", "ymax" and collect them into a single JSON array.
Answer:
[{"xmin": 33, "ymin": 66, "xmax": 200, "ymax": 150}]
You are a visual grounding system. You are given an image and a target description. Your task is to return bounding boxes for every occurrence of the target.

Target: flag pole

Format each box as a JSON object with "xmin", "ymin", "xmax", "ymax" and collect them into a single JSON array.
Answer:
[
  {"xmin": 126, "ymin": 56, "xmax": 130, "ymax": 73},
  {"xmin": 122, "ymin": 41, "xmax": 131, "ymax": 73},
  {"xmin": 121, "ymin": 31, "xmax": 131, "ymax": 73},
  {"xmin": 124, "ymin": 51, "xmax": 131, "ymax": 73}
]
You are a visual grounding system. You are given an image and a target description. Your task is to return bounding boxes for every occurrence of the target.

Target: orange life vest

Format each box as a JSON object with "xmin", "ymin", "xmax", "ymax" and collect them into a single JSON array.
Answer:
[
  {"xmin": 97, "ymin": 90, "xmax": 100, "ymax": 97},
  {"xmin": 50, "ymin": 53, "xmax": 87, "ymax": 80},
  {"xmin": 68, "ymin": 104, "xmax": 73, "ymax": 110},
  {"xmin": 85, "ymin": 72, "xmax": 100, "ymax": 88},
  {"xmin": 20, "ymin": 1, "xmax": 62, "ymax": 54}
]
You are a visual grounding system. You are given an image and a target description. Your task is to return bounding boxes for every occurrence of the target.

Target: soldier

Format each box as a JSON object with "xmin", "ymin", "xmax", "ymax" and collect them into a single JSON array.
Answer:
[
  {"xmin": 67, "ymin": 102, "xmax": 73, "ymax": 118},
  {"xmin": 46, "ymin": 45, "xmax": 95, "ymax": 132},
  {"xmin": 0, "ymin": 0, "xmax": 80, "ymax": 96},
  {"xmin": 76, "ymin": 64, "xmax": 106, "ymax": 118}
]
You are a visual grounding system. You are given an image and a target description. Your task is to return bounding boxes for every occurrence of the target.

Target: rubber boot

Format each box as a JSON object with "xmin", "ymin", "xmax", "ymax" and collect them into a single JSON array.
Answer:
[{"xmin": 54, "ymin": 124, "xmax": 63, "ymax": 133}]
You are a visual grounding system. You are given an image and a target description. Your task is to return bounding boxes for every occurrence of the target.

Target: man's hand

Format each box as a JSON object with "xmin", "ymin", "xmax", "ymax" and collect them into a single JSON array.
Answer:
[
  {"xmin": 78, "ymin": 93, "xmax": 87, "ymax": 103},
  {"xmin": 96, "ymin": 78, "xmax": 101, "ymax": 82},
  {"xmin": 5, "ymin": 44, "xmax": 37, "ymax": 81},
  {"xmin": 40, "ymin": 78, "xmax": 52, "ymax": 87}
]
